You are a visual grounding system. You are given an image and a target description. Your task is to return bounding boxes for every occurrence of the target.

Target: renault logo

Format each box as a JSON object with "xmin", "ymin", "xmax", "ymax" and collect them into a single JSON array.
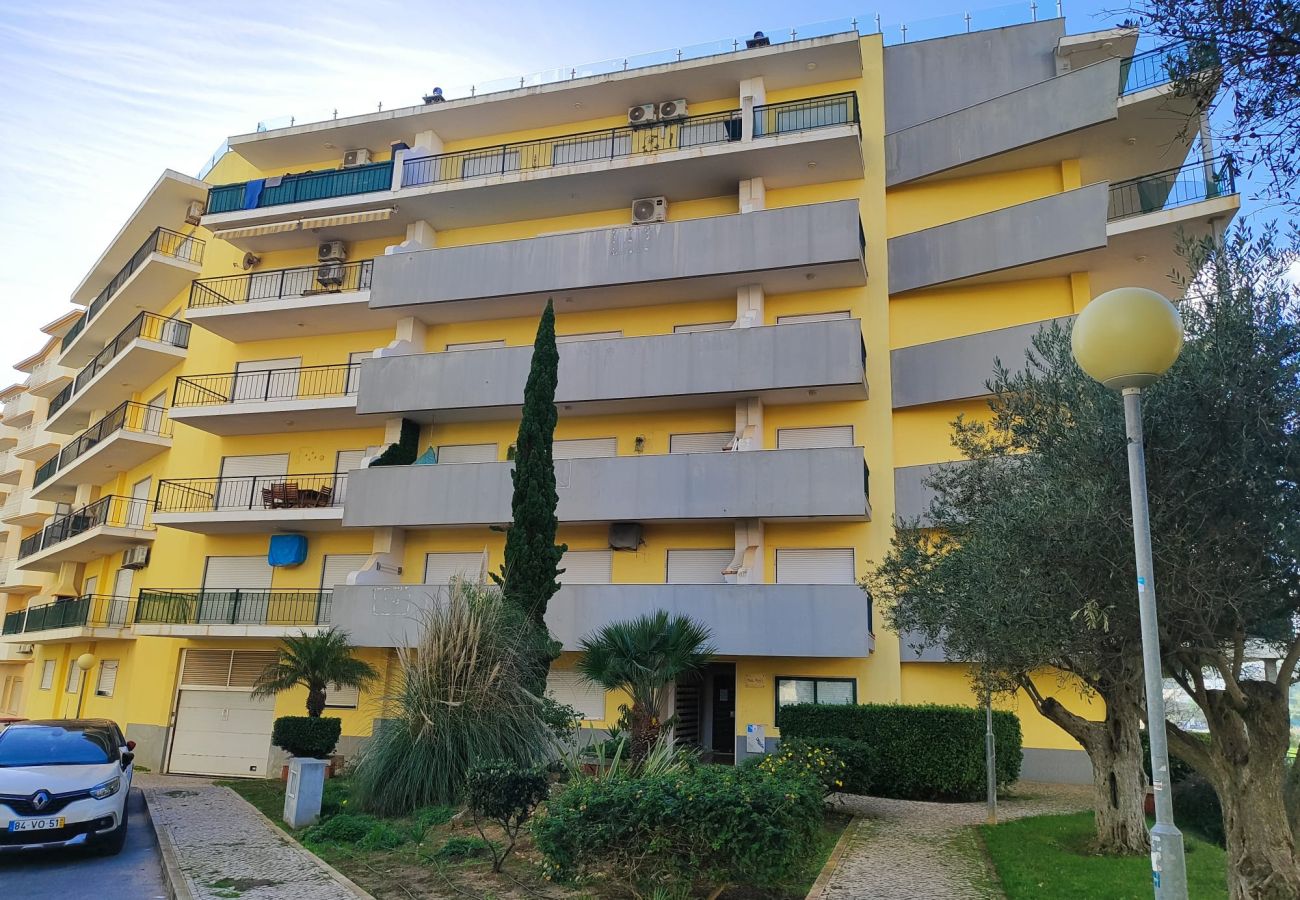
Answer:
[{"xmin": 31, "ymin": 790, "xmax": 51, "ymax": 811}]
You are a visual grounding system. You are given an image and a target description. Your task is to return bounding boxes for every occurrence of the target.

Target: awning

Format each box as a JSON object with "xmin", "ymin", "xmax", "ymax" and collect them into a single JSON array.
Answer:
[
  {"xmin": 300, "ymin": 208, "xmax": 396, "ymax": 230},
  {"xmin": 212, "ymin": 220, "xmax": 302, "ymax": 240}
]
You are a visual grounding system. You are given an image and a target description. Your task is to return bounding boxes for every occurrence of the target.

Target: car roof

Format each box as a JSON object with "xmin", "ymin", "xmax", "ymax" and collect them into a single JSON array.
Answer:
[{"xmin": 6, "ymin": 719, "xmax": 120, "ymax": 735}]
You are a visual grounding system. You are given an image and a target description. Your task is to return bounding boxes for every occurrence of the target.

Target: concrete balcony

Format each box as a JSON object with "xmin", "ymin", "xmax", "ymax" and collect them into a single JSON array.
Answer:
[
  {"xmin": 13, "ymin": 424, "xmax": 59, "ymax": 464},
  {"xmin": 331, "ymin": 582, "xmax": 873, "ymax": 658},
  {"xmin": 0, "ymin": 450, "xmax": 22, "ymax": 486},
  {"xmin": 203, "ymin": 94, "xmax": 864, "ymax": 252},
  {"xmin": 153, "ymin": 472, "xmax": 348, "ymax": 534},
  {"xmin": 344, "ymin": 447, "xmax": 871, "ymax": 528},
  {"xmin": 370, "ymin": 201, "xmax": 867, "ymax": 322},
  {"xmin": 360, "ymin": 319, "xmax": 868, "ymax": 421},
  {"xmin": 170, "ymin": 363, "xmax": 380, "ymax": 435},
  {"xmin": 132, "ymin": 588, "xmax": 330, "ymax": 638},
  {"xmin": 16, "ymin": 495, "xmax": 154, "ymax": 573},
  {"xmin": 0, "ymin": 595, "xmax": 135, "ymax": 643},
  {"xmin": 2, "ymin": 392, "xmax": 39, "ymax": 429},
  {"xmin": 32, "ymin": 403, "xmax": 172, "ymax": 503},
  {"xmin": 0, "ymin": 491, "xmax": 59, "ymax": 529},
  {"xmin": 25, "ymin": 359, "xmax": 75, "ymax": 400},
  {"xmin": 45, "ymin": 313, "xmax": 189, "ymax": 435},
  {"xmin": 0, "ymin": 560, "xmax": 43, "ymax": 595}
]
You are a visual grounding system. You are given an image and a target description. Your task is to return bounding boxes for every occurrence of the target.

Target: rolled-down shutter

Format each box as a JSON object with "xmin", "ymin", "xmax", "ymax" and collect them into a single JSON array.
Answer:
[
  {"xmin": 552, "ymin": 438, "xmax": 616, "ymax": 459},
  {"xmin": 325, "ymin": 681, "xmax": 360, "ymax": 709},
  {"xmin": 202, "ymin": 556, "xmax": 274, "ymax": 591},
  {"xmin": 95, "ymin": 661, "xmax": 119, "ymax": 697},
  {"xmin": 546, "ymin": 670, "xmax": 606, "ymax": 720},
  {"xmin": 424, "ymin": 551, "xmax": 487, "ymax": 585},
  {"xmin": 437, "ymin": 443, "xmax": 498, "ymax": 464},
  {"xmin": 776, "ymin": 311, "xmax": 850, "ymax": 325},
  {"xmin": 673, "ymin": 322, "xmax": 733, "ymax": 333},
  {"xmin": 178, "ymin": 649, "xmax": 279, "ymax": 689},
  {"xmin": 233, "ymin": 358, "xmax": 301, "ymax": 402},
  {"xmin": 333, "ymin": 450, "xmax": 366, "ymax": 503},
  {"xmin": 666, "ymin": 549, "xmax": 734, "ymax": 584},
  {"xmin": 445, "ymin": 340, "xmax": 506, "ymax": 352},
  {"xmin": 321, "ymin": 554, "xmax": 368, "ymax": 589},
  {"xmin": 555, "ymin": 331, "xmax": 622, "ymax": 343},
  {"xmin": 558, "ymin": 550, "xmax": 612, "ymax": 584},
  {"xmin": 216, "ymin": 454, "xmax": 289, "ymax": 509},
  {"xmin": 775, "ymin": 548, "xmax": 856, "ymax": 584},
  {"xmin": 669, "ymin": 432, "xmax": 733, "ymax": 453},
  {"xmin": 776, "ymin": 426, "xmax": 854, "ymax": 450}
]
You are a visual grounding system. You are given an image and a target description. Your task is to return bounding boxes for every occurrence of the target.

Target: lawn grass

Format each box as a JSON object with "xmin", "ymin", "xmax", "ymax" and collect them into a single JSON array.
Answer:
[{"xmin": 982, "ymin": 812, "xmax": 1228, "ymax": 900}]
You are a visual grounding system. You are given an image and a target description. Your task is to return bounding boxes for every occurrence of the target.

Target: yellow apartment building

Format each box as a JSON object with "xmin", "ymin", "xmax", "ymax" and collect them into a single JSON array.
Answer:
[{"xmin": 0, "ymin": 16, "xmax": 1236, "ymax": 781}]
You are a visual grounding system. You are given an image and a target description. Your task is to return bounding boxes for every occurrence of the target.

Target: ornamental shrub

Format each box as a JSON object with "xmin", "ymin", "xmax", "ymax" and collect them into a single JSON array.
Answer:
[
  {"xmin": 435, "ymin": 836, "xmax": 492, "ymax": 860},
  {"xmin": 1172, "ymin": 774, "xmax": 1225, "ymax": 846},
  {"xmin": 303, "ymin": 813, "xmax": 378, "ymax": 844},
  {"xmin": 533, "ymin": 764, "xmax": 823, "ymax": 895},
  {"xmin": 271, "ymin": 716, "xmax": 342, "ymax": 759},
  {"xmin": 368, "ymin": 418, "xmax": 419, "ymax": 467},
  {"xmin": 755, "ymin": 738, "xmax": 848, "ymax": 796},
  {"xmin": 358, "ymin": 821, "xmax": 408, "ymax": 851},
  {"xmin": 771, "ymin": 736, "xmax": 877, "ymax": 794},
  {"xmin": 777, "ymin": 703, "xmax": 1021, "ymax": 801},
  {"xmin": 466, "ymin": 760, "xmax": 550, "ymax": 871}
]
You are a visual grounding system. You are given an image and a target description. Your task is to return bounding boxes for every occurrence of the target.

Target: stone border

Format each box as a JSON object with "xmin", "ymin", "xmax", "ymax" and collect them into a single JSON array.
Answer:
[
  {"xmin": 139, "ymin": 789, "xmax": 196, "ymax": 900},
  {"xmin": 218, "ymin": 785, "xmax": 377, "ymax": 900},
  {"xmin": 805, "ymin": 813, "xmax": 864, "ymax": 900}
]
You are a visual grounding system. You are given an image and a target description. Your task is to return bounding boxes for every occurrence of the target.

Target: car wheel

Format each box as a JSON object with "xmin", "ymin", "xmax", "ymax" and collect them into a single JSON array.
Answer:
[{"xmin": 95, "ymin": 811, "xmax": 129, "ymax": 856}]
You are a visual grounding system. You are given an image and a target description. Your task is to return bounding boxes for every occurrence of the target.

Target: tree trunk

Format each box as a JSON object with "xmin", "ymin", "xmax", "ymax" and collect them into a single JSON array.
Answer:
[
  {"xmin": 628, "ymin": 707, "xmax": 658, "ymax": 767},
  {"xmin": 1285, "ymin": 754, "xmax": 1300, "ymax": 850},
  {"xmin": 306, "ymin": 687, "xmax": 327, "ymax": 718}
]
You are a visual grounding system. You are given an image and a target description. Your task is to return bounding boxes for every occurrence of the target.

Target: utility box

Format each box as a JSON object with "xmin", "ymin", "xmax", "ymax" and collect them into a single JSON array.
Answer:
[
  {"xmin": 283, "ymin": 757, "xmax": 328, "ymax": 829},
  {"xmin": 746, "ymin": 723, "xmax": 767, "ymax": 755}
]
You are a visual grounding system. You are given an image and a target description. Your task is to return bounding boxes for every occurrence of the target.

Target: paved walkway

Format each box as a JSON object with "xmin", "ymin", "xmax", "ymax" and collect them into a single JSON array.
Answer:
[
  {"xmin": 137, "ymin": 774, "xmax": 368, "ymax": 900},
  {"xmin": 816, "ymin": 782, "xmax": 1092, "ymax": 899}
]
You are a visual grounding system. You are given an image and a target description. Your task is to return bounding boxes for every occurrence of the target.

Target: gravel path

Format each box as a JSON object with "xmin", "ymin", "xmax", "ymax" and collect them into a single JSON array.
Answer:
[
  {"xmin": 816, "ymin": 782, "xmax": 1092, "ymax": 899},
  {"xmin": 138, "ymin": 774, "xmax": 368, "ymax": 900}
]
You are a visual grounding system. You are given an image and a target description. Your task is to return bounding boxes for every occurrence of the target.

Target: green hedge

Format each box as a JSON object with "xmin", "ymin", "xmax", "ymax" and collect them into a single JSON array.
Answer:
[
  {"xmin": 271, "ymin": 716, "xmax": 342, "ymax": 759},
  {"xmin": 777, "ymin": 703, "xmax": 1021, "ymax": 801}
]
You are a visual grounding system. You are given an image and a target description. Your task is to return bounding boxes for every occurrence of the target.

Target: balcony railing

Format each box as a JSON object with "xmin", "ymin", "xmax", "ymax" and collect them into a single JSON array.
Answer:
[
  {"xmin": 61, "ymin": 228, "xmax": 205, "ymax": 350},
  {"xmin": 34, "ymin": 402, "xmax": 170, "ymax": 487},
  {"xmin": 1107, "ymin": 157, "xmax": 1237, "ymax": 221},
  {"xmin": 173, "ymin": 363, "xmax": 361, "ymax": 407},
  {"xmin": 17, "ymin": 495, "xmax": 152, "ymax": 559},
  {"xmin": 1119, "ymin": 42, "xmax": 1220, "ymax": 96},
  {"xmin": 402, "ymin": 93, "xmax": 858, "ymax": 188},
  {"xmin": 156, "ymin": 472, "xmax": 348, "ymax": 513},
  {"xmin": 207, "ymin": 161, "xmax": 394, "ymax": 214},
  {"xmin": 1, "ymin": 595, "xmax": 134, "ymax": 635},
  {"xmin": 135, "ymin": 588, "xmax": 331, "ymax": 627},
  {"xmin": 189, "ymin": 259, "xmax": 374, "ymax": 309},
  {"xmin": 49, "ymin": 313, "xmax": 190, "ymax": 418}
]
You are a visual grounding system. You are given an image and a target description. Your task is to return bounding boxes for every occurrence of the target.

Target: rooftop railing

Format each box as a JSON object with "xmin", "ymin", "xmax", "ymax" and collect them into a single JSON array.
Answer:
[
  {"xmin": 207, "ymin": 160, "xmax": 393, "ymax": 214},
  {"xmin": 135, "ymin": 588, "xmax": 331, "ymax": 627},
  {"xmin": 1, "ymin": 595, "xmax": 134, "ymax": 634},
  {"xmin": 18, "ymin": 495, "xmax": 152, "ymax": 559},
  {"xmin": 1107, "ymin": 156, "xmax": 1237, "ymax": 221},
  {"xmin": 49, "ymin": 313, "xmax": 190, "ymax": 418},
  {"xmin": 173, "ymin": 363, "xmax": 361, "ymax": 408},
  {"xmin": 34, "ymin": 402, "xmax": 170, "ymax": 487},
  {"xmin": 62, "ymin": 228, "xmax": 204, "ymax": 351},
  {"xmin": 1119, "ymin": 42, "xmax": 1219, "ymax": 95},
  {"xmin": 156, "ymin": 472, "xmax": 349, "ymax": 513},
  {"xmin": 189, "ymin": 259, "xmax": 373, "ymax": 309}
]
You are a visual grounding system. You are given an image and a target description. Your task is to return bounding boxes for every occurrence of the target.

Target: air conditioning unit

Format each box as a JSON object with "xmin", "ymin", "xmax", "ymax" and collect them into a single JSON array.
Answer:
[
  {"xmin": 342, "ymin": 148, "xmax": 372, "ymax": 167},
  {"xmin": 609, "ymin": 522, "xmax": 644, "ymax": 550},
  {"xmin": 627, "ymin": 103, "xmax": 658, "ymax": 125},
  {"xmin": 317, "ymin": 263, "xmax": 346, "ymax": 287},
  {"xmin": 185, "ymin": 199, "xmax": 206, "ymax": 225},
  {"xmin": 318, "ymin": 240, "xmax": 347, "ymax": 262},
  {"xmin": 657, "ymin": 99, "xmax": 688, "ymax": 120},
  {"xmin": 122, "ymin": 546, "xmax": 150, "ymax": 569},
  {"xmin": 631, "ymin": 196, "xmax": 667, "ymax": 225}
]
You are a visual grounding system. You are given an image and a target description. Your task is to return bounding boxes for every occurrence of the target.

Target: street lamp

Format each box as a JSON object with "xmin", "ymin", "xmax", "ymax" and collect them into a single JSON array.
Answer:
[
  {"xmin": 1072, "ymin": 286, "xmax": 1187, "ymax": 900},
  {"xmin": 73, "ymin": 653, "xmax": 96, "ymax": 719}
]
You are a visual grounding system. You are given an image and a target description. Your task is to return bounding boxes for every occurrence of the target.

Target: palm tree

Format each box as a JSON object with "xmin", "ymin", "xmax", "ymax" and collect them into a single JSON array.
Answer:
[
  {"xmin": 576, "ymin": 611, "xmax": 715, "ymax": 764},
  {"xmin": 253, "ymin": 628, "xmax": 379, "ymax": 718}
]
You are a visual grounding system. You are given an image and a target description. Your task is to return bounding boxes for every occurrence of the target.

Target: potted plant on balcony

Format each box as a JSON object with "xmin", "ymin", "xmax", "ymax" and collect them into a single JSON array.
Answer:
[{"xmin": 252, "ymin": 628, "xmax": 378, "ymax": 827}]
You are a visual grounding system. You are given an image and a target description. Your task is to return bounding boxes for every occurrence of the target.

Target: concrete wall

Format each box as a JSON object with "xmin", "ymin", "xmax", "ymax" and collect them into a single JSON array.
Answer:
[
  {"xmin": 883, "ymin": 19, "xmax": 1065, "ymax": 133},
  {"xmin": 888, "ymin": 185, "xmax": 1109, "ymax": 294},
  {"xmin": 891, "ymin": 317, "xmax": 1071, "ymax": 408},
  {"xmin": 893, "ymin": 460, "xmax": 967, "ymax": 525},
  {"xmin": 125, "ymin": 721, "xmax": 168, "ymax": 772},
  {"xmin": 1021, "ymin": 747, "xmax": 1093, "ymax": 785},
  {"xmin": 886, "ymin": 60, "xmax": 1120, "ymax": 185},
  {"xmin": 331, "ymin": 582, "xmax": 873, "ymax": 658},
  {"xmin": 343, "ymin": 447, "xmax": 870, "ymax": 527},
  {"xmin": 899, "ymin": 629, "xmax": 950, "ymax": 662},
  {"xmin": 357, "ymin": 319, "xmax": 868, "ymax": 418},
  {"xmin": 370, "ymin": 201, "xmax": 865, "ymax": 309}
]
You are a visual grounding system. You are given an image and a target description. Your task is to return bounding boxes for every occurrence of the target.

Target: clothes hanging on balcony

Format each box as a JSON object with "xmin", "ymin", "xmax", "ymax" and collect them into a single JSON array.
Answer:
[
  {"xmin": 264, "ymin": 175, "xmax": 284, "ymax": 188},
  {"xmin": 242, "ymin": 178, "xmax": 265, "ymax": 210}
]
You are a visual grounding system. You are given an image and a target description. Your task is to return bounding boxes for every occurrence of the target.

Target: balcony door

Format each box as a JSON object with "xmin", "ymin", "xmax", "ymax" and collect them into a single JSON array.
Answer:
[
  {"xmin": 200, "ymin": 555, "xmax": 274, "ymax": 624},
  {"xmin": 109, "ymin": 568, "xmax": 133, "ymax": 626},
  {"xmin": 128, "ymin": 476, "xmax": 151, "ymax": 528},
  {"xmin": 232, "ymin": 358, "xmax": 301, "ymax": 403},
  {"xmin": 332, "ymin": 450, "xmax": 366, "ymax": 505},
  {"xmin": 319, "ymin": 554, "xmax": 368, "ymax": 625},
  {"xmin": 217, "ymin": 454, "xmax": 289, "ymax": 510}
]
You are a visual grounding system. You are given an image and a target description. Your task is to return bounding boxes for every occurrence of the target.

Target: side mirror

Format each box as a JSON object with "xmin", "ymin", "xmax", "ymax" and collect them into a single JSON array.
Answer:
[
  {"xmin": 126, "ymin": 740, "xmax": 136, "ymax": 751},
  {"xmin": 121, "ymin": 752, "xmax": 135, "ymax": 770}
]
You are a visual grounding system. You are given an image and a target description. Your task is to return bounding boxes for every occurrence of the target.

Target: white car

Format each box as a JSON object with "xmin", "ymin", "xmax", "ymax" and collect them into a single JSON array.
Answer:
[{"xmin": 0, "ymin": 719, "xmax": 135, "ymax": 854}]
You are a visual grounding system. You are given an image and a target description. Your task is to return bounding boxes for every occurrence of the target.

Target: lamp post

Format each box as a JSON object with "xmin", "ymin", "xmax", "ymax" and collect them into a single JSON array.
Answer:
[
  {"xmin": 1071, "ymin": 286, "xmax": 1187, "ymax": 900},
  {"xmin": 73, "ymin": 653, "xmax": 96, "ymax": 719}
]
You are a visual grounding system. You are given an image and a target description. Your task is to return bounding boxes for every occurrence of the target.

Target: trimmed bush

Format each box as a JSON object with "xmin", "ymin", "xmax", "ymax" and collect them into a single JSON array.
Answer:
[
  {"xmin": 1173, "ymin": 775, "xmax": 1225, "ymax": 846},
  {"xmin": 320, "ymin": 778, "xmax": 352, "ymax": 817},
  {"xmin": 778, "ymin": 703, "xmax": 1021, "ymax": 800},
  {"xmin": 271, "ymin": 716, "xmax": 342, "ymax": 759},
  {"xmin": 533, "ymin": 764, "xmax": 823, "ymax": 894},
  {"xmin": 801, "ymin": 736, "xmax": 877, "ymax": 794}
]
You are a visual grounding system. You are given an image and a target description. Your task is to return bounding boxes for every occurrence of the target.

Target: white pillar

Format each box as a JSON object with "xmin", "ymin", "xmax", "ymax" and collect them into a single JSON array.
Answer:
[
  {"xmin": 377, "ymin": 316, "xmax": 426, "ymax": 357},
  {"xmin": 733, "ymin": 285, "xmax": 764, "ymax": 328},
  {"xmin": 347, "ymin": 527, "xmax": 406, "ymax": 586},
  {"xmin": 385, "ymin": 219, "xmax": 437, "ymax": 256},
  {"xmin": 725, "ymin": 519, "xmax": 764, "ymax": 584},
  {"xmin": 733, "ymin": 397, "xmax": 764, "ymax": 450},
  {"xmin": 740, "ymin": 77, "xmax": 766, "ymax": 141},
  {"xmin": 739, "ymin": 177, "xmax": 766, "ymax": 214}
]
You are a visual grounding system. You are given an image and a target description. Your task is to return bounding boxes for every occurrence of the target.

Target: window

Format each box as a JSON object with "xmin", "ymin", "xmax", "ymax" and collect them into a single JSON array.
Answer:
[
  {"xmin": 325, "ymin": 681, "xmax": 360, "ymax": 709},
  {"xmin": 776, "ymin": 311, "xmax": 851, "ymax": 325},
  {"xmin": 445, "ymin": 340, "xmax": 506, "ymax": 352},
  {"xmin": 776, "ymin": 426, "xmax": 854, "ymax": 450},
  {"xmin": 775, "ymin": 677, "xmax": 856, "ymax": 714},
  {"xmin": 775, "ymin": 548, "xmax": 855, "ymax": 584},
  {"xmin": 436, "ymin": 443, "xmax": 498, "ymax": 464},
  {"xmin": 95, "ymin": 661, "xmax": 119, "ymax": 697},
  {"xmin": 39, "ymin": 660, "xmax": 55, "ymax": 691},
  {"xmin": 669, "ymin": 432, "xmax": 733, "ymax": 454},
  {"xmin": 546, "ymin": 670, "xmax": 605, "ymax": 720},
  {"xmin": 555, "ymin": 331, "xmax": 622, "ymax": 343},
  {"xmin": 66, "ymin": 661, "xmax": 81, "ymax": 694},
  {"xmin": 673, "ymin": 322, "xmax": 733, "ymax": 334}
]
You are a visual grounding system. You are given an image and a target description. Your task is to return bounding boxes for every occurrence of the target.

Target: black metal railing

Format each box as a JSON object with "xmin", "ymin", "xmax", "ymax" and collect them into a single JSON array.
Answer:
[
  {"xmin": 753, "ymin": 93, "xmax": 858, "ymax": 136},
  {"xmin": 135, "ymin": 588, "xmax": 331, "ymax": 627},
  {"xmin": 189, "ymin": 259, "xmax": 374, "ymax": 309},
  {"xmin": 61, "ymin": 228, "xmax": 204, "ymax": 351},
  {"xmin": 17, "ymin": 496, "xmax": 152, "ymax": 559},
  {"xmin": 1107, "ymin": 157, "xmax": 1237, "ymax": 221},
  {"xmin": 35, "ymin": 402, "xmax": 170, "ymax": 487},
  {"xmin": 2, "ymin": 595, "xmax": 134, "ymax": 634},
  {"xmin": 1119, "ymin": 42, "xmax": 1219, "ymax": 95},
  {"xmin": 207, "ymin": 161, "xmax": 393, "ymax": 214},
  {"xmin": 49, "ymin": 313, "xmax": 190, "ymax": 418},
  {"xmin": 156, "ymin": 472, "xmax": 348, "ymax": 513},
  {"xmin": 173, "ymin": 363, "xmax": 361, "ymax": 407}
]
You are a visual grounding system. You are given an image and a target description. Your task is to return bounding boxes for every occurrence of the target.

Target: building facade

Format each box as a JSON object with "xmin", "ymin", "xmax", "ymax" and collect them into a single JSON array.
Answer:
[{"xmin": 0, "ymin": 18, "xmax": 1236, "ymax": 781}]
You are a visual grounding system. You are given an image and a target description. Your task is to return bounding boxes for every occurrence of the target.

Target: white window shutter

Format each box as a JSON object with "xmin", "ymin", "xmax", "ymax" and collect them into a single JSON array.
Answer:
[
  {"xmin": 666, "ymin": 549, "xmax": 734, "ymax": 584},
  {"xmin": 776, "ymin": 311, "xmax": 850, "ymax": 325},
  {"xmin": 546, "ymin": 670, "xmax": 606, "ymax": 720},
  {"xmin": 202, "ymin": 556, "xmax": 274, "ymax": 591},
  {"xmin": 558, "ymin": 550, "xmax": 612, "ymax": 584},
  {"xmin": 40, "ymin": 660, "xmax": 55, "ymax": 690},
  {"xmin": 668, "ymin": 432, "xmax": 733, "ymax": 453},
  {"xmin": 552, "ymin": 438, "xmax": 617, "ymax": 459},
  {"xmin": 96, "ymin": 661, "xmax": 119, "ymax": 697},
  {"xmin": 775, "ymin": 548, "xmax": 855, "ymax": 584},
  {"xmin": 776, "ymin": 426, "xmax": 854, "ymax": 450},
  {"xmin": 437, "ymin": 443, "xmax": 498, "ymax": 464},
  {"xmin": 325, "ymin": 681, "xmax": 360, "ymax": 709},
  {"xmin": 423, "ymin": 552, "xmax": 487, "ymax": 585}
]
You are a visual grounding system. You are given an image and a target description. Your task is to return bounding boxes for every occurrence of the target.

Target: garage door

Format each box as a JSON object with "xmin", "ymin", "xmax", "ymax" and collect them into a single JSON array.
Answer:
[
  {"xmin": 169, "ymin": 649, "xmax": 279, "ymax": 778},
  {"xmin": 775, "ymin": 548, "xmax": 856, "ymax": 584},
  {"xmin": 666, "ymin": 549, "xmax": 734, "ymax": 583}
]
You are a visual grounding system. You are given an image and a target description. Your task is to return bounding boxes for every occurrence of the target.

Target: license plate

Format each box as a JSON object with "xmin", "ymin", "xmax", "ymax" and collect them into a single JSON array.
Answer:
[{"xmin": 8, "ymin": 817, "xmax": 65, "ymax": 832}]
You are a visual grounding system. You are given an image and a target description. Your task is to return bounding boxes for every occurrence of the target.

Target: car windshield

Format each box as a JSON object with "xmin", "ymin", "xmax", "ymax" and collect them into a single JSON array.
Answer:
[{"xmin": 0, "ymin": 726, "xmax": 116, "ymax": 767}]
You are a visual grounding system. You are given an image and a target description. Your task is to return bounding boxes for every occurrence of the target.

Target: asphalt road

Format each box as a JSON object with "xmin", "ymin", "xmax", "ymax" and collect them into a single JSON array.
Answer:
[{"xmin": 0, "ymin": 787, "xmax": 168, "ymax": 898}]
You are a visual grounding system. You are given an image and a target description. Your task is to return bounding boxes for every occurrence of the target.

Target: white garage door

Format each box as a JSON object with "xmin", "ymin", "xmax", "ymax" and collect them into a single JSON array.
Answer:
[
  {"xmin": 169, "ymin": 649, "xmax": 279, "ymax": 778},
  {"xmin": 666, "ymin": 549, "xmax": 734, "ymax": 583}
]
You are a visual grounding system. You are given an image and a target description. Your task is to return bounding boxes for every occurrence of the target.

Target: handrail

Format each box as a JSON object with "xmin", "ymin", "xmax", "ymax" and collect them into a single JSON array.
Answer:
[
  {"xmin": 189, "ymin": 259, "xmax": 373, "ymax": 309},
  {"xmin": 61, "ymin": 228, "xmax": 205, "ymax": 351},
  {"xmin": 18, "ymin": 495, "xmax": 153, "ymax": 559},
  {"xmin": 49, "ymin": 313, "xmax": 190, "ymax": 417},
  {"xmin": 173, "ymin": 363, "xmax": 361, "ymax": 407},
  {"xmin": 1119, "ymin": 42, "xmax": 1219, "ymax": 95},
  {"xmin": 1107, "ymin": 156, "xmax": 1237, "ymax": 221},
  {"xmin": 156, "ymin": 472, "xmax": 349, "ymax": 512},
  {"xmin": 207, "ymin": 161, "xmax": 393, "ymax": 214},
  {"xmin": 135, "ymin": 588, "xmax": 331, "ymax": 627},
  {"xmin": 2, "ymin": 595, "xmax": 135, "ymax": 634},
  {"xmin": 35, "ymin": 402, "xmax": 170, "ymax": 486}
]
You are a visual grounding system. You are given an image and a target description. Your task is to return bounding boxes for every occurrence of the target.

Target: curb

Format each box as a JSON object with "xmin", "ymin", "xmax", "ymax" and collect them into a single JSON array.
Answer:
[
  {"xmin": 805, "ymin": 813, "xmax": 863, "ymax": 900},
  {"xmin": 218, "ymin": 785, "xmax": 377, "ymax": 900},
  {"xmin": 139, "ymin": 789, "xmax": 196, "ymax": 900}
]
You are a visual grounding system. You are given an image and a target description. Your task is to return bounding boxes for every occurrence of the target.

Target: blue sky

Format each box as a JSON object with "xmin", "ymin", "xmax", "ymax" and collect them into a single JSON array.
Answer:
[{"xmin": 0, "ymin": 0, "xmax": 1248, "ymax": 381}]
